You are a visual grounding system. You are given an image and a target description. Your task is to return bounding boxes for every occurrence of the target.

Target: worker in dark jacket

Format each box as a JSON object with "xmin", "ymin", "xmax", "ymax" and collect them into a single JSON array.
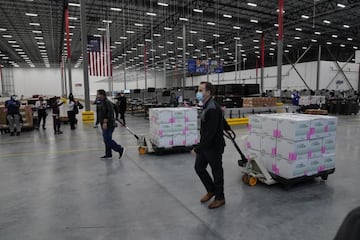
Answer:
[
  {"xmin": 193, "ymin": 82, "xmax": 227, "ymax": 209},
  {"xmin": 5, "ymin": 95, "xmax": 22, "ymax": 136},
  {"xmin": 114, "ymin": 92, "xmax": 127, "ymax": 126},
  {"xmin": 97, "ymin": 89, "xmax": 125, "ymax": 160}
]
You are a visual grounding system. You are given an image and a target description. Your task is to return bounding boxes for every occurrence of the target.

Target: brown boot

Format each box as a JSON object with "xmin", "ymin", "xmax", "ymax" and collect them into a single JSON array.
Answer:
[
  {"xmin": 200, "ymin": 192, "xmax": 215, "ymax": 203},
  {"xmin": 208, "ymin": 199, "xmax": 225, "ymax": 209}
]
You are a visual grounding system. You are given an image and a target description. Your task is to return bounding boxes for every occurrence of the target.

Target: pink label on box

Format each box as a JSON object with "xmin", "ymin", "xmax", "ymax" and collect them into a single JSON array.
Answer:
[
  {"xmin": 185, "ymin": 116, "xmax": 189, "ymax": 122},
  {"xmin": 246, "ymin": 141, "xmax": 251, "ymax": 148},
  {"xmin": 185, "ymin": 126, "xmax": 189, "ymax": 131},
  {"xmin": 308, "ymin": 151, "xmax": 312, "ymax": 159},
  {"xmin": 304, "ymin": 170, "xmax": 308, "ymax": 176},
  {"xmin": 159, "ymin": 130, "xmax": 163, "ymax": 136},
  {"xmin": 248, "ymin": 124, "xmax": 252, "ymax": 132},
  {"xmin": 271, "ymin": 148, "xmax": 277, "ymax": 156},
  {"xmin": 182, "ymin": 130, "xmax": 186, "ymax": 134},
  {"xmin": 272, "ymin": 164, "xmax": 279, "ymax": 175},
  {"xmin": 277, "ymin": 130, "xmax": 282, "ymax": 138},
  {"xmin": 195, "ymin": 139, "xmax": 199, "ymax": 144},
  {"xmin": 169, "ymin": 140, "xmax": 173, "ymax": 145},
  {"xmin": 324, "ymin": 125, "xmax": 329, "ymax": 132},
  {"xmin": 183, "ymin": 140, "xmax": 186, "ymax": 145},
  {"xmin": 318, "ymin": 165, "xmax": 325, "ymax": 172},
  {"xmin": 273, "ymin": 129, "xmax": 278, "ymax": 137},
  {"xmin": 288, "ymin": 152, "xmax": 297, "ymax": 161},
  {"xmin": 321, "ymin": 146, "xmax": 326, "ymax": 154}
]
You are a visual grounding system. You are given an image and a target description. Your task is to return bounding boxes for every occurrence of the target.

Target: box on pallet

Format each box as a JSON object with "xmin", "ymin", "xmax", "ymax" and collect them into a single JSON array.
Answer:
[
  {"xmin": 307, "ymin": 157, "xmax": 324, "ymax": 176},
  {"xmin": 185, "ymin": 122, "xmax": 198, "ymax": 132},
  {"xmin": 262, "ymin": 116, "xmax": 279, "ymax": 136},
  {"xmin": 308, "ymin": 138, "xmax": 322, "ymax": 158},
  {"xmin": 172, "ymin": 122, "xmax": 186, "ymax": 133},
  {"xmin": 172, "ymin": 109, "xmax": 185, "ymax": 123},
  {"xmin": 150, "ymin": 123, "xmax": 173, "ymax": 136},
  {"xmin": 149, "ymin": 108, "xmax": 173, "ymax": 124},
  {"xmin": 322, "ymin": 136, "xmax": 336, "ymax": 155},
  {"xmin": 277, "ymin": 117, "xmax": 311, "ymax": 141},
  {"xmin": 185, "ymin": 130, "xmax": 199, "ymax": 146},
  {"xmin": 260, "ymin": 151, "xmax": 275, "ymax": 173},
  {"xmin": 184, "ymin": 108, "xmax": 198, "ymax": 122},
  {"xmin": 248, "ymin": 114, "xmax": 265, "ymax": 133},
  {"xmin": 261, "ymin": 135, "xmax": 277, "ymax": 156},
  {"xmin": 276, "ymin": 138, "xmax": 309, "ymax": 161},
  {"xmin": 150, "ymin": 135, "xmax": 173, "ymax": 148},
  {"xmin": 323, "ymin": 154, "xmax": 335, "ymax": 170},
  {"xmin": 246, "ymin": 133, "xmax": 261, "ymax": 151},
  {"xmin": 172, "ymin": 132, "xmax": 186, "ymax": 146},
  {"xmin": 274, "ymin": 158, "xmax": 308, "ymax": 179},
  {"xmin": 321, "ymin": 116, "xmax": 337, "ymax": 136}
]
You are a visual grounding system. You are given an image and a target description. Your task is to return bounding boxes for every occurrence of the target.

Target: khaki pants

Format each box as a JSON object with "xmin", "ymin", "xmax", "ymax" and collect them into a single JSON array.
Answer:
[{"xmin": 7, "ymin": 114, "xmax": 21, "ymax": 133}]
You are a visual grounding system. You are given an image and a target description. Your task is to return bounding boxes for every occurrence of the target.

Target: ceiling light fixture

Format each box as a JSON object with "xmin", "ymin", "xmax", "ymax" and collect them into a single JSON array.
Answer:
[
  {"xmin": 68, "ymin": 3, "xmax": 80, "ymax": 7},
  {"xmin": 247, "ymin": 2, "xmax": 257, "ymax": 7},
  {"xmin": 157, "ymin": 2, "xmax": 168, "ymax": 7},
  {"xmin": 134, "ymin": 23, "xmax": 143, "ymax": 27},
  {"xmin": 164, "ymin": 27, "xmax": 172, "ymax": 31},
  {"xmin": 223, "ymin": 14, "xmax": 232, "ymax": 18},
  {"xmin": 98, "ymin": 28, "xmax": 106, "ymax": 31},
  {"xmin": 199, "ymin": 39, "xmax": 206, "ymax": 42},
  {"xmin": 343, "ymin": 24, "xmax": 350, "ymax": 28},
  {"xmin": 340, "ymin": 44, "xmax": 345, "ymax": 47},
  {"xmin": 213, "ymin": 34, "xmax": 220, "ymax": 37},
  {"xmin": 326, "ymin": 42, "xmax": 332, "ymax": 45},
  {"xmin": 102, "ymin": 20, "xmax": 112, "ymax": 23},
  {"xmin": 126, "ymin": 30, "xmax": 135, "ymax": 34},
  {"xmin": 110, "ymin": 7, "xmax": 122, "ymax": 11},
  {"xmin": 190, "ymin": 30, "xmax": 197, "ymax": 34},
  {"xmin": 314, "ymin": 31, "xmax": 321, "ymax": 35},
  {"xmin": 250, "ymin": 19, "xmax": 258, "ymax": 23},
  {"xmin": 256, "ymin": 30, "xmax": 263, "ymax": 33},
  {"xmin": 337, "ymin": 3, "xmax": 345, "ymax": 8},
  {"xmin": 332, "ymin": 34, "xmax": 338, "ymax": 38},
  {"xmin": 153, "ymin": 33, "xmax": 161, "ymax": 37},
  {"xmin": 323, "ymin": 20, "xmax": 331, "ymax": 24},
  {"xmin": 207, "ymin": 22, "xmax": 215, "ymax": 26},
  {"xmin": 295, "ymin": 28, "xmax": 302, "ymax": 31},
  {"xmin": 301, "ymin": 15, "xmax": 310, "ymax": 19},
  {"xmin": 146, "ymin": 12, "xmax": 157, "ymax": 16},
  {"xmin": 3, "ymin": 35, "xmax": 13, "ymax": 38},
  {"xmin": 68, "ymin": 17, "xmax": 78, "ymax": 20},
  {"xmin": 177, "ymin": 36, "xmax": 183, "ymax": 39},
  {"xmin": 233, "ymin": 26, "xmax": 241, "ymax": 30},
  {"xmin": 294, "ymin": 36, "xmax": 301, "ymax": 40},
  {"xmin": 193, "ymin": 8, "xmax": 203, "ymax": 13},
  {"xmin": 25, "ymin": 13, "xmax": 38, "ymax": 17},
  {"xmin": 179, "ymin": 17, "xmax": 188, "ymax": 21}
]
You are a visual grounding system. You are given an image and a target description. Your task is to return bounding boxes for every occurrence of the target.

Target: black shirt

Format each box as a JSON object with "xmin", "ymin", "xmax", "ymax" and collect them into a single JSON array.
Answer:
[{"xmin": 98, "ymin": 98, "xmax": 115, "ymax": 126}]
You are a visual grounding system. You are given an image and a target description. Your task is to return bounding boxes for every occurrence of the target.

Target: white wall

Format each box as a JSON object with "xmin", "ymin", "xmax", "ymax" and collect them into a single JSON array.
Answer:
[{"xmin": 187, "ymin": 61, "xmax": 360, "ymax": 91}]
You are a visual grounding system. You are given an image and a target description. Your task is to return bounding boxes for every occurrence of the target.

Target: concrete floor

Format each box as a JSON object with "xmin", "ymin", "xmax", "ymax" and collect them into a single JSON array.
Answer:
[{"xmin": 0, "ymin": 113, "xmax": 359, "ymax": 240}]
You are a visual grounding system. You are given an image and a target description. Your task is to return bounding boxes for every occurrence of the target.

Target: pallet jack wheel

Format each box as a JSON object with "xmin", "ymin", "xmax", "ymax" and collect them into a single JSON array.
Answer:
[
  {"xmin": 248, "ymin": 176, "xmax": 257, "ymax": 186},
  {"xmin": 242, "ymin": 174, "xmax": 249, "ymax": 184},
  {"xmin": 138, "ymin": 147, "xmax": 147, "ymax": 155},
  {"xmin": 321, "ymin": 174, "xmax": 328, "ymax": 181}
]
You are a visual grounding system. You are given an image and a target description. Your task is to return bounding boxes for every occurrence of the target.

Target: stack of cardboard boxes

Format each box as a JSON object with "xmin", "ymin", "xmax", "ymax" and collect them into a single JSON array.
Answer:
[
  {"xmin": 242, "ymin": 97, "xmax": 277, "ymax": 108},
  {"xmin": 149, "ymin": 108, "xmax": 198, "ymax": 148},
  {"xmin": 246, "ymin": 113, "xmax": 337, "ymax": 179}
]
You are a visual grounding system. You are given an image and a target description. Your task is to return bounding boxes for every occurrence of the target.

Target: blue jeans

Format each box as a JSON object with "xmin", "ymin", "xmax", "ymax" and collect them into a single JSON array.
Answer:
[{"xmin": 102, "ymin": 126, "xmax": 123, "ymax": 157}]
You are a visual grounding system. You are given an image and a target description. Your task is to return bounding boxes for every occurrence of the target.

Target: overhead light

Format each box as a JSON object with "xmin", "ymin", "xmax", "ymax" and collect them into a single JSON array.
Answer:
[
  {"xmin": 153, "ymin": 33, "xmax": 161, "ymax": 37},
  {"xmin": 195, "ymin": 49, "xmax": 200, "ymax": 52},
  {"xmin": 29, "ymin": 23, "xmax": 40, "ymax": 26},
  {"xmin": 347, "ymin": 38, "xmax": 353, "ymax": 41},
  {"xmin": 102, "ymin": 20, "xmax": 112, "ymax": 23},
  {"xmin": 199, "ymin": 39, "xmax": 206, "ymax": 42},
  {"xmin": 134, "ymin": 23, "xmax": 143, "ymax": 27},
  {"xmin": 332, "ymin": 34, "xmax": 338, "ymax": 38},
  {"xmin": 284, "ymin": 50, "xmax": 289, "ymax": 53},
  {"xmin": 37, "ymin": 42, "xmax": 45, "ymax": 45},
  {"xmin": 340, "ymin": 44, "xmax": 345, "ymax": 47},
  {"xmin": 158, "ymin": 45, "xmax": 164, "ymax": 48},
  {"xmin": 161, "ymin": 53, "xmax": 167, "ymax": 56},
  {"xmin": 164, "ymin": 27, "xmax": 172, "ymax": 31},
  {"xmin": 190, "ymin": 30, "xmax": 197, "ymax": 34},
  {"xmin": 337, "ymin": 3, "xmax": 346, "ymax": 8},
  {"xmin": 294, "ymin": 36, "xmax": 301, "ymax": 40},
  {"xmin": 120, "ymin": 36, "xmax": 127, "ymax": 39},
  {"xmin": 0, "ymin": 28, "xmax": 7, "ymax": 31},
  {"xmin": 177, "ymin": 47, "xmax": 183, "ymax": 50},
  {"xmin": 69, "ymin": 26, "xmax": 75, "ymax": 29},
  {"xmin": 145, "ymin": 39, "xmax": 152, "ymax": 42},
  {"xmin": 343, "ymin": 24, "xmax": 350, "ymax": 28},
  {"xmin": 3, "ymin": 35, "xmax": 13, "ymax": 38},
  {"xmin": 256, "ymin": 30, "xmax": 263, "ymax": 34},
  {"xmin": 247, "ymin": 2, "xmax": 257, "ymax": 7},
  {"xmin": 68, "ymin": 3, "xmax": 80, "ymax": 7},
  {"xmin": 250, "ymin": 19, "xmax": 258, "ymax": 23},
  {"xmin": 353, "ymin": 46, "xmax": 358, "ymax": 50},
  {"xmin": 254, "ymin": 46, "xmax": 259, "ymax": 49},
  {"xmin": 35, "ymin": 36, "xmax": 43, "ymax": 39},
  {"xmin": 167, "ymin": 41, "xmax": 174, "ymax": 44},
  {"xmin": 269, "ymin": 53, "xmax": 274, "ymax": 56},
  {"xmin": 8, "ymin": 40, "xmax": 17, "ymax": 43},
  {"xmin": 271, "ymin": 42, "xmax": 276, "ymax": 45},
  {"xmin": 311, "ymin": 39, "xmax": 317, "ymax": 42},
  {"xmin": 234, "ymin": 37, "xmax": 240, "ymax": 40},
  {"xmin": 253, "ymin": 39, "xmax": 259, "ymax": 43},
  {"xmin": 326, "ymin": 42, "xmax": 332, "ymax": 45},
  {"xmin": 155, "ymin": 56, "xmax": 160, "ymax": 59},
  {"xmin": 206, "ymin": 46, "xmax": 212, "ymax": 49},
  {"xmin": 131, "ymin": 47, "xmax": 137, "ymax": 51},
  {"xmin": 177, "ymin": 36, "xmax": 183, "ymax": 40},
  {"xmin": 219, "ymin": 41, "xmax": 225, "ymax": 44},
  {"xmin": 110, "ymin": 7, "xmax": 122, "ymax": 11},
  {"xmin": 223, "ymin": 47, "xmax": 229, "ymax": 50},
  {"xmin": 98, "ymin": 28, "xmax": 106, "ymax": 31},
  {"xmin": 269, "ymin": 48, "xmax": 275, "ymax": 51},
  {"xmin": 276, "ymin": 9, "xmax": 285, "ymax": 13},
  {"xmin": 68, "ymin": 17, "xmax": 78, "ymax": 20},
  {"xmin": 168, "ymin": 50, "xmax": 174, "ymax": 53},
  {"xmin": 94, "ymin": 34, "xmax": 102, "ymax": 37},
  {"xmin": 295, "ymin": 28, "xmax": 302, "ymax": 31},
  {"xmin": 15, "ymin": 48, "xmax": 24, "ymax": 51},
  {"xmin": 179, "ymin": 17, "xmax": 188, "ymax": 21},
  {"xmin": 233, "ymin": 26, "xmax": 241, "ymax": 30},
  {"xmin": 25, "ymin": 13, "xmax": 38, "ymax": 17},
  {"xmin": 213, "ymin": 34, "xmax": 220, "ymax": 37},
  {"xmin": 11, "ymin": 45, "xmax": 20, "ymax": 47},
  {"xmin": 126, "ymin": 30, "xmax": 135, "ymax": 34},
  {"xmin": 146, "ymin": 12, "xmax": 157, "ymax": 16},
  {"xmin": 188, "ymin": 43, "xmax": 194, "ymax": 47},
  {"xmin": 323, "ymin": 20, "xmax": 331, "ymax": 24},
  {"xmin": 193, "ymin": 8, "xmax": 203, "ymax": 13},
  {"xmin": 274, "ymin": 23, "xmax": 279, "ymax": 27},
  {"xmin": 207, "ymin": 22, "xmax": 215, "ymax": 26},
  {"xmin": 314, "ymin": 31, "xmax": 321, "ymax": 35},
  {"xmin": 114, "ymin": 41, "xmax": 122, "ymax": 45},
  {"xmin": 255, "ymin": 51, "xmax": 260, "ymax": 54},
  {"xmin": 287, "ymin": 44, "xmax": 292, "ymax": 47},
  {"xmin": 301, "ymin": 15, "xmax": 310, "ymax": 19},
  {"xmin": 223, "ymin": 14, "xmax": 232, "ymax": 18},
  {"xmin": 157, "ymin": 2, "xmax": 168, "ymax": 7}
]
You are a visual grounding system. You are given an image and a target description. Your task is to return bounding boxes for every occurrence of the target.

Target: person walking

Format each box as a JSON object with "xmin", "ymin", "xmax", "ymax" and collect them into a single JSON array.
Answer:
[
  {"xmin": 35, "ymin": 96, "xmax": 48, "ymax": 129},
  {"xmin": 97, "ymin": 89, "xmax": 125, "ymax": 159},
  {"xmin": 117, "ymin": 92, "xmax": 127, "ymax": 126},
  {"xmin": 193, "ymin": 82, "xmax": 226, "ymax": 209},
  {"xmin": 52, "ymin": 96, "xmax": 64, "ymax": 134},
  {"xmin": 67, "ymin": 94, "xmax": 77, "ymax": 130},
  {"xmin": 5, "ymin": 95, "xmax": 22, "ymax": 136}
]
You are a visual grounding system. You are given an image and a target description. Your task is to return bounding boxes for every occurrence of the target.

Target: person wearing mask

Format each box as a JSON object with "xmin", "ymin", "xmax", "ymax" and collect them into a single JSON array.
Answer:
[
  {"xmin": 97, "ymin": 89, "xmax": 125, "ymax": 160},
  {"xmin": 67, "ymin": 93, "xmax": 77, "ymax": 130},
  {"xmin": 118, "ymin": 92, "xmax": 127, "ymax": 126},
  {"xmin": 35, "ymin": 96, "xmax": 47, "ymax": 129},
  {"xmin": 5, "ymin": 95, "xmax": 22, "ymax": 136},
  {"xmin": 193, "ymin": 82, "xmax": 227, "ymax": 209},
  {"xmin": 52, "ymin": 97, "xmax": 64, "ymax": 134}
]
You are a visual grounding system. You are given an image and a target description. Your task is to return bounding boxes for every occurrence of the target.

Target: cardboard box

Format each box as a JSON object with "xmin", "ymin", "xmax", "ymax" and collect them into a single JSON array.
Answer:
[
  {"xmin": 308, "ymin": 138, "xmax": 323, "ymax": 158},
  {"xmin": 262, "ymin": 116, "xmax": 279, "ymax": 137},
  {"xmin": 172, "ymin": 132, "xmax": 186, "ymax": 146},
  {"xmin": 184, "ymin": 108, "xmax": 198, "ymax": 122},
  {"xmin": 321, "ymin": 116, "xmax": 337, "ymax": 137},
  {"xmin": 307, "ymin": 157, "xmax": 324, "ymax": 176},
  {"xmin": 274, "ymin": 158, "xmax": 308, "ymax": 179},
  {"xmin": 248, "ymin": 114, "xmax": 264, "ymax": 134},
  {"xmin": 309, "ymin": 118, "xmax": 327, "ymax": 139},
  {"xmin": 260, "ymin": 152, "xmax": 275, "ymax": 173},
  {"xmin": 247, "ymin": 133, "xmax": 262, "ymax": 151},
  {"xmin": 149, "ymin": 108, "xmax": 173, "ymax": 124},
  {"xmin": 185, "ymin": 130, "xmax": 199, "ymax": 146},
  {"xmin": 172, "ymin": 122, "xmax": 186, "ymax": 133},
  {"xmin": 150, "ymin": 135, "xmax": 173, "ymax": 148},
  {"xmin": 172, "ymin": 108, "xmax": 185, "ymax": 122},
  {"xmin": 277, "ymin": 117, "xmax": 311, "ymax": 141},
  {"xmin": 277, "ymin": 138, "xmax": 309, "ymax": 161},
  {"xmin": 261, "ymin": 135, "xmax": 277, "ymax": 156},
  {"xmin": 323, "ymin": 154, "xmax": 335, "ymax": 170},
  {"xmin": 150, "ymin": 123, "xmax": 173, "ymax": 136},
  {"xmin": 185, "ymin": 121, "xmax": 198, "ymax": 132},
  {"xmin": 322, "ymin": 136, "xmax": 336, "ymax": 155}
]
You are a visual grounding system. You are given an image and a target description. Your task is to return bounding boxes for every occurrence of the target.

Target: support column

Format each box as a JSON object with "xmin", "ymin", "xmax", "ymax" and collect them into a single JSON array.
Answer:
[
  {"xmin": 182, "ymin": 24, "xmax": 186, "ymax": 90},
  {"xmin": 123, "ymin": 56, "xmax": 127, "ymax": 89},
  {"xmin": 256, "ymin": 59, "xmax": 258, "ymax": 84},
  {"xmin": 316, "ymin": 44, "xmax": 321, "ymax": 91},
  {"xmin": 235, "ymin": 39, "xmax": 238, "ymax": 82},
  {"xmin": 261, "ymin": 32, "xmax": 265, "ymax": 93},
  {"xmin": 106, "ymin": 22, "xmax": 112, "ymax": 95},
  {"xmin": 163, "ymin": 61, "xmax": 166, "ymax": 87},
  {"xmin": 277, "ymin": 0, "xmax": 284, "ymax": 90},
  {"xmin": 65, "ymin": 5, "xmax": 73, "ymax": 94},
  {"xmin": 144, "ymin": 42, "xmax": 147, "ymax": 89},
  {"xmin": 67, "ymin": 60, "xmax": 72, "ymax": 94},
  {"xmin": 79, "ymin": 0, "xmax": 90, "ymax": 111}
]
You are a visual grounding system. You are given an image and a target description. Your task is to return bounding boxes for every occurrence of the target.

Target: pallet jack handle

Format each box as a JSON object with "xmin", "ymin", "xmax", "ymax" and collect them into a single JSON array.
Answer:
[
  {"xmin": 116, "ymin": 119, "xmax": 140, "ymax": 140},
  {"xmin": 223, "ymin": 129, "xmax": 248, "ymax": 164}
]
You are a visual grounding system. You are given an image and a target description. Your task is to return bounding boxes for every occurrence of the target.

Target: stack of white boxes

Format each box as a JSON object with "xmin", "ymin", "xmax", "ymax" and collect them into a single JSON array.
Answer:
[
  {"xmin": 149, "ymin": 108, "xmax": 198, "ymax": 148},
  {"xmin": 247, "ymin": 113, "xmax": 337, "ymax": 179}
]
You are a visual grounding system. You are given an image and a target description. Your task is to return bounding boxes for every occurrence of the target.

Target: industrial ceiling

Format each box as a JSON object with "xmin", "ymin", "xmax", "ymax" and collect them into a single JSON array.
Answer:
[{"xmin": 0, "ymin": 0, "xmax": 359, "ymax": 73}]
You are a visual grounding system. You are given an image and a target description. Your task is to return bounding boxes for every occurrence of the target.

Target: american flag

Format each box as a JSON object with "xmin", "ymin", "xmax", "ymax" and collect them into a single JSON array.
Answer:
[{"xmin": 87, "ymin": 36, "xmax": 112, "ymax": 76}]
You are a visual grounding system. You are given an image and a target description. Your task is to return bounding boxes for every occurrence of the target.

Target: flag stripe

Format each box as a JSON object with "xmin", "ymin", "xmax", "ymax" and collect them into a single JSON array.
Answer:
[{"xmin": 88, "ymin": 35, "xmax": 112, "ymax": 77}]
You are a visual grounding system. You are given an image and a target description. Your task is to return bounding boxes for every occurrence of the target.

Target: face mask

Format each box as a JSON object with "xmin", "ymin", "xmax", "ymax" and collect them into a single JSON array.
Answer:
[{"xmin": 196, "ymin": 92, "xmax": 204, "ymax": 101}]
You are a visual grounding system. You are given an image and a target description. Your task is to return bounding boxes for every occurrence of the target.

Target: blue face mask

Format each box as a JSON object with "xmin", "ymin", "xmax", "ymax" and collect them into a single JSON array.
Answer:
[{"xmin": 196, "ymin": 92, "xmax": 204, "ymax": 101}]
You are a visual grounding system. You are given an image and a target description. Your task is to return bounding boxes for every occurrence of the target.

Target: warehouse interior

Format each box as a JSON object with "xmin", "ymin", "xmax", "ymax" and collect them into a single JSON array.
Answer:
[{"xmin": 1, "ymin": 0, "xmax": 360, "ymax": 239}]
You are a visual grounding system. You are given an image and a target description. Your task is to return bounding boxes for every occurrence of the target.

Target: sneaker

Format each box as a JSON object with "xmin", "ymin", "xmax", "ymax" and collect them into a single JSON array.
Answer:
[
  {"xmin": 119, "ymin": 148, "xmax": 126, "ymax": 159},
  {"xmin": 100, "ymin": 155, "xmax": 112, "ymax": 160}
]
